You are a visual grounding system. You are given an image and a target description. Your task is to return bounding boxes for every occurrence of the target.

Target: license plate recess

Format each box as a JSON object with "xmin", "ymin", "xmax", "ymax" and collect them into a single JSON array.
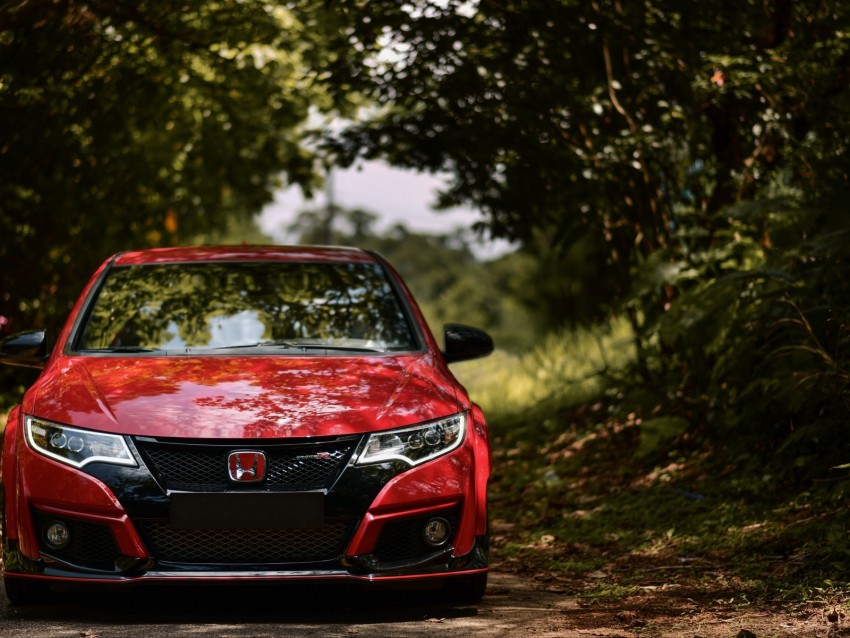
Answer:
[{"xmin": 170, "ymin": 492, "xmax": 324, "ymax": 529}]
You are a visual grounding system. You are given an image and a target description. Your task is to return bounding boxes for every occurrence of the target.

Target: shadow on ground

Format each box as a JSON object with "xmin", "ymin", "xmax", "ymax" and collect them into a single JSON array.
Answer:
[{"xmin": 2, "ymin": 580, "xmax": 482, "ymax": 625}]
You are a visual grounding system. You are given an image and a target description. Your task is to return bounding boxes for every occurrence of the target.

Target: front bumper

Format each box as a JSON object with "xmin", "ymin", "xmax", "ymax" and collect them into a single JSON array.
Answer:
[{"xmin": 2, "ymin": 430, "xmax": 488, "ymax": 587}]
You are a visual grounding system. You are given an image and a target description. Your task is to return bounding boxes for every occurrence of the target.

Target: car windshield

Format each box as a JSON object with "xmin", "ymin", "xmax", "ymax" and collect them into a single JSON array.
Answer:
[{"xmin": 75, "ymin": 261, "xmax": 419, "ymax": 353}]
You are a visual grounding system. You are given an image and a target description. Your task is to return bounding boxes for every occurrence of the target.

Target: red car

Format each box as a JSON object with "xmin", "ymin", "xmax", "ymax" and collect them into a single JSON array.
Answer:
[{"xmin": 0, "ymin": 246, "xmax": 493, "ymax": 604}]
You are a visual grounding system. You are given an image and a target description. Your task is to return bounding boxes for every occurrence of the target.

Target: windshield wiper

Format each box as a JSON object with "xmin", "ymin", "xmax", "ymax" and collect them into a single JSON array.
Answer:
[
  {"xmin": 201, "ymin": 341, "xmax": 300, "ymax": 351},
  {"xmin": 202, "ymin": 341, "xmax": 386, "ymax": 353},
  {"xmin": 292, "ymin": 344, "xmax": 386, "ymax": 353}
]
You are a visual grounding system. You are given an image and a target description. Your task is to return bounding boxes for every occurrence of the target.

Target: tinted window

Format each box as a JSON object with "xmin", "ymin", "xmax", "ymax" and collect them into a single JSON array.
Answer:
[{"xmin": 76, "ymin": 261, "xmax": 418, "ymax": 352}]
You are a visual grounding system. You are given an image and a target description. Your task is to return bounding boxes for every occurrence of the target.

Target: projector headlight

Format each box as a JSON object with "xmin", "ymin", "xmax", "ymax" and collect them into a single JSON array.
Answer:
[
  {"xmin": 25, "ymin": 416, "xmax": 136, "ymax": 468},
  {"xmin": 356, "ymin": 412, "xmax": 466, "ymax": 467}
]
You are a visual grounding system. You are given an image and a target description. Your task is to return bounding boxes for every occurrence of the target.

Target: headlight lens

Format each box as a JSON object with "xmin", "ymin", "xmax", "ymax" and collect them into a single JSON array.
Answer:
[
  {"xmin": 25, "ymin": 416, "xmax": 136, "ymax": 468},
  {"xmin": 356, "ymin": 412, "xmax": 466, "ymax": 467}
]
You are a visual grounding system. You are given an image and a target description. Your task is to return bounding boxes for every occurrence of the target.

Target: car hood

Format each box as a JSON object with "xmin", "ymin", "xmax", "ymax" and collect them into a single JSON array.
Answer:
[{"xmin": 28, "ymin": 354, "xmax": 462, "ymax": 438}]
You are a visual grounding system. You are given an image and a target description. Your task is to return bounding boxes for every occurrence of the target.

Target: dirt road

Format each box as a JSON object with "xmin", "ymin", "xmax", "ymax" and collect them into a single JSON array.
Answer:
[
  {"xmin": 0, "ymin": 571, "xmax": 578, "ymax": 638},
  {"xmin": 0, "ymin": 570, "xmax": 839, "ymax": 637}
]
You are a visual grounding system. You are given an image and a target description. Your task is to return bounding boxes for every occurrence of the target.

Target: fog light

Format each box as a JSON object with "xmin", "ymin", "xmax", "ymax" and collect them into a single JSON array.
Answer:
[
  {"xmin": 423, "ymin": 517, "xmax": 450, "ymax": 547},
  {"xmin": 44, "ymin": 521, "xmax": 70, "ymax": 549}
]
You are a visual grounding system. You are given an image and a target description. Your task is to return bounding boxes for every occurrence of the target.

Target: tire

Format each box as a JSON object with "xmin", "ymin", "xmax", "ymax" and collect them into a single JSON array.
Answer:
[
  {"xmin": 442, "ymin": 571, "xmax": 488, "ymax": 604},
  {"xmin": 3, "ymin": 575, "xmax": 47, "ymax": 606}
]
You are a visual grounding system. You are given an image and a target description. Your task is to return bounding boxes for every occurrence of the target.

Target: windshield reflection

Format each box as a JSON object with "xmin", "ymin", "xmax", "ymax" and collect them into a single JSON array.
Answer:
[{"xmin": 76, "ymin": 261, "xmax": 418, "ymax": 353}]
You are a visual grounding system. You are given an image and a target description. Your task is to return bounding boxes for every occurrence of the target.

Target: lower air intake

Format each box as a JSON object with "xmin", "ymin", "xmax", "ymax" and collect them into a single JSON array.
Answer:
[{"xmin": 138, "ymin": 520, "xmax": 353, "ymax": 564}]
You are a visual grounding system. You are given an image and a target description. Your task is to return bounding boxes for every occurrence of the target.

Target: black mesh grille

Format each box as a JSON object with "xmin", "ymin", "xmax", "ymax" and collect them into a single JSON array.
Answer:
[
  {"xmin": 138, "ymin": 520, "xmax": 353, "ymax": 564},
  {"xmin": 135, "ymin": 438, "xmax": 357, "ymax": 491},
  {"xmin": 31, "ymin": 509, "xmax": 120, "ymax": 568},
  {"xmin": 372, "ymin": 507, "xmax": 460, "ymax": 562},
  {"xmin": 268, "ymin": 451, "xmax": 349, "ymax": 485}
]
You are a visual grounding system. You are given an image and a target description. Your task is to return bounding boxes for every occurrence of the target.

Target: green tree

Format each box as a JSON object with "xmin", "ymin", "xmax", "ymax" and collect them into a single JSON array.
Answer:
[
  {"xmin": 0, "ymin": 0, "xmax": 361, "ymax": 337},
  {"xmin": 329, "ymin": 0, "xmax": 850, "ymax": 318}
]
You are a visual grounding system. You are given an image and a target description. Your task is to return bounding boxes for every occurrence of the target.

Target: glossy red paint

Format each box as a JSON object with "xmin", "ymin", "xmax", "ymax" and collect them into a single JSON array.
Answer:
[
  {"xmin": 8, "ymin": 427, "xmax": 145, "ymax": 560},
  {"xmin": 344, "ymin": 445, "xmax": 476, "ymax": 556},
  {"xmin": 1, "ymin": 246, "xmax": 492, "ymax": 600},
  {"xmin": 114, "ymin": 245, "xmax": 377, "ymax": 266},
  {"xmin": 26, "ymin": 353, "xmax": 461, "ymax": 438}
]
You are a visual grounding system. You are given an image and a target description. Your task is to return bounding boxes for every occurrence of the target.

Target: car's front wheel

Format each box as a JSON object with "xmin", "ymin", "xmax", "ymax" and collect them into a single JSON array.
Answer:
[
  {"xmin": 442, "ymin": 571, "xmax": 488, "ymax": 603},
  {"xmin": 3, "ymin": 575, "xmax": 46, "ymax": 606}
]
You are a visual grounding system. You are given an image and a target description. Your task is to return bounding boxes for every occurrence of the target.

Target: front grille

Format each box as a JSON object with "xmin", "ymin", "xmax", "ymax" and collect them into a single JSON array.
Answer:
[
  {"xmin": 31, "ymin": 509, "xmax": 120, "ymax": 569},
  {"xmin": 138, "ymin": 520, "xmax": 353, "ymax": 564},
  {"xmin": 134, "ymin": 437, "xmax": 358, "ymax": 491},
  {"xmin": 372, "ymin": 507, "xmax": 460, "ymax": 562}
]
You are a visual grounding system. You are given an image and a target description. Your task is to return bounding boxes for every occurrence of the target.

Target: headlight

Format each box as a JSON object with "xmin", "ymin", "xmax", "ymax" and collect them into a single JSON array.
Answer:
[
  {"xmin": 25, "ymin": 416, "xmax": 136, "ymax": 468},
  {"xmin": 356, "ymin": 412, "xmax": 466, "ymax": 467}
]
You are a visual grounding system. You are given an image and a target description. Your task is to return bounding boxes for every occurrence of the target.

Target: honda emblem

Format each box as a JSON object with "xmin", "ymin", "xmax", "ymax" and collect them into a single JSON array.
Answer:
[{"xmin": 227, "ymin": 451, "xmax": 267, "ymax": 483}]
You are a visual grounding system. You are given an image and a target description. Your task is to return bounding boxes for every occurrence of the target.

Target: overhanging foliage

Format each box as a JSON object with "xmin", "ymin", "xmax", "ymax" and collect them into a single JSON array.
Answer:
[{"xmin": 0, "ymin": 0, "xmax": 361, "ymax": 333}]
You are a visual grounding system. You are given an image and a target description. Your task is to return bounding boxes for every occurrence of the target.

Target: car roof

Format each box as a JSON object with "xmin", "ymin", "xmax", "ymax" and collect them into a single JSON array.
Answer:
[{"xmin": 112, "ymin": 245, "xmax": 376, "ymax": 266}]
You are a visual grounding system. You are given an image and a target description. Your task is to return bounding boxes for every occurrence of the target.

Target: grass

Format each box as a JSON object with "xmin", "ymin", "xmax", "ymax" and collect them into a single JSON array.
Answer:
[
  {"xmin": 451, "ymin": 316, "xmax": 635, "ymax": 422},
  {"xmin": 451, "ymin": 319, "xmax": 850, "ymax": 611}
]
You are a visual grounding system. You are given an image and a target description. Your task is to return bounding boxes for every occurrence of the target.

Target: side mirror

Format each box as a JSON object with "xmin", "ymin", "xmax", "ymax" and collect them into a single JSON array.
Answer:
[
  {"xmin": 0, "ymin": 330, "xmax": 49, "ymax": 369},
  {"xmin": 443, "ymin": 324, "xmax": 494, "ymax": 364}
]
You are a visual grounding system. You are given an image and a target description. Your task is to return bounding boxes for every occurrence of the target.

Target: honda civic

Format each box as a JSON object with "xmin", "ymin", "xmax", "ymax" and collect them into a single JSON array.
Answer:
[{"xmin": 0, "ymin": 245, "xmax": 493, "ymax": 604}]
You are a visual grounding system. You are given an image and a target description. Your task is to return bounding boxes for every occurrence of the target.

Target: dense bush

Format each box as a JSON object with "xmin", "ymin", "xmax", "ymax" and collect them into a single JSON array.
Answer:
[{"xmin": 635, "ymin": 199, "xmax": 850, "ymax": 473}]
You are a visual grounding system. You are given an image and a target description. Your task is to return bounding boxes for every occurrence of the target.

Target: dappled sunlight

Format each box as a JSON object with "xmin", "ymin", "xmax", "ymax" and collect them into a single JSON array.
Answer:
[{"xmin": 32, "ymin": 354, "xmax": 460, "ymax": 438}]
